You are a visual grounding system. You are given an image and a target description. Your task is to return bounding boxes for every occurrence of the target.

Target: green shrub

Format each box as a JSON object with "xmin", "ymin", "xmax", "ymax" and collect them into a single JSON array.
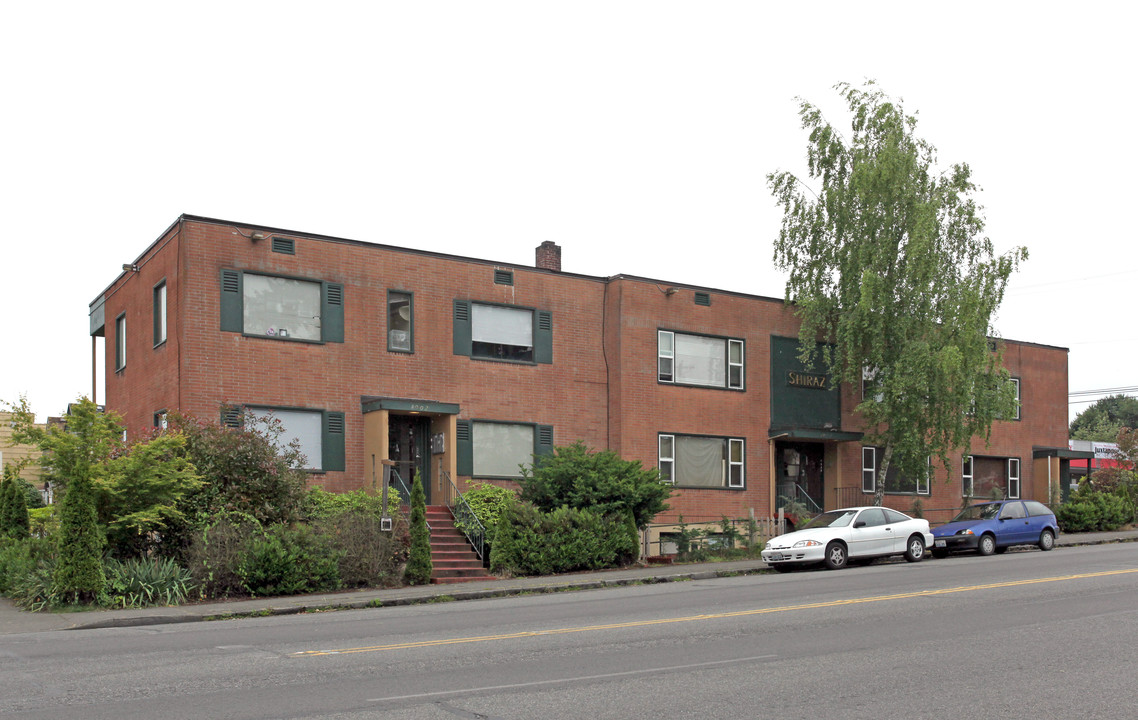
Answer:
[
  {"xmin": 0, "ymin": 537, "xmax": 59, "ymax": 611},
  {"xmin": 52, "ymin": 472, "xmax": 106, "ymax": 604},
  {"xmin": 456, "ymin": 482, "xmax": 517, "ymax": 541},
  {"xmin": 102, "ymin": 557, "xmax": 195, "ymax": 608},
  {"xmin": 1057, "ymin": 489, "xmax": 1131, "ymax": 532},
  {"xmin": 489, "ymin": 503, "xmax": 638, "ymax": 576},
  {"xmin": 187, "ymin": 516, "xmax": 260, "ymax": 598},
  {"xmin": 1, "ymin": 476, "xmax": 31, "ymax": 540},
  {"xmin": 238, "ymin": 524, "xmax": 341, "ymax": 597},
  {"xmin": 28, "ymin": 505, "xmax": 58, "ymax": 539},
  {"xmin": 403, "ymin": 472, "xmax": 432, "ymax": 586},
  {"xmin": 520, "ymin": 441, "xmax": 671, "ymax": 529},
  {"xmin": 317, "ymin": 511, "xmax": 407, "ymax": 588},
  {"xmin": 301, "ymin": 487, "xmax": 400, "ymax": 522}
]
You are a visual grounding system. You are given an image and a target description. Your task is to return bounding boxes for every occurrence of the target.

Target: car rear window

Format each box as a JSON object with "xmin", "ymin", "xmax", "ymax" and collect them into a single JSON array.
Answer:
[
  {"xmin": 1024, "ymin": 501, "xmax": 1053, "ymax": 517},
  {"xmin": 999, "ymin": 502, "xmax": 1026, "ymax": 519},
  {"xmin": 883, "ymin": 509, "xmax": 910, "ymax": 524}
]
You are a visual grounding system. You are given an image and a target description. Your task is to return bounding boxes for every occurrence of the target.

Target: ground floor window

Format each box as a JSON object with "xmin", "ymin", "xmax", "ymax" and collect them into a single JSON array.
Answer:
[
  {"xmin": 861, "ymin": 447, "xmax": 929, "ymax": 495},
  {"xmin": 659, "ymin": 434, "xmax": 744, "ymax": 488},
  {"xmin": 964, "ymin": 455, "xmax": 1021, "ymax": 499},
  {"xmin": 474, "ymin": 421, "xmax": 534, "ymax": 478},
  {"xmin": 235, "ymin": 406, "xmax": 345, "ymax": 472}
]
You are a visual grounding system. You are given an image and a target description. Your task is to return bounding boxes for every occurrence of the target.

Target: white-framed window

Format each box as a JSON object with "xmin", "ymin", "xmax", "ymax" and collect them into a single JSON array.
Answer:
[
  {"xmin": 1010, "ymin": 377, "xmax": 1021, "ymax": 420},
  {"xmin": 962, "ymin": 455, "xmax": 974, "ymax": 497},
  {"xmin": 473, "ymin": 421, "xmax": 535, "ymax": 478},
  {"xmin": 862, "ymin": 447, "xmax": 930, "ymax": 495},
  {"xmin": 247, "ymin": 407, "xmax": 324, "ymax": 471},
  {"xmin": 153, "ymin": 280, "xmax": 167, "ymax": 347},
  {"xmin": 657, "ymin": 331, "xmax": 744, "ymax": 389},
  {"xmin": 862, "ymin": 447, "xmax": 876, "ymax": 492},
  {"xmin": 659, "ymin": 434, "xmax": 675, "ymax": 484},
  {"xmin": 658, "ymin": 434, "xmax": 745, "ymax": 488},
  {"xmin": 115, "ymin": 313, "xmax": 126, "ymax": 371},
  {"xmin": 244, "ymin": 274, "xmax": 323, "ymax": 341},
  {"xmin": 862, "ymin": 366, "xmax": 883, "ymax": 403},
  {"xmin": 473, "ymin": 304, "xmax": 534, "ymax": 362},
  {"xmin": 1007, "ymin": 458, "xmax": 1021, "ymax": 499}
]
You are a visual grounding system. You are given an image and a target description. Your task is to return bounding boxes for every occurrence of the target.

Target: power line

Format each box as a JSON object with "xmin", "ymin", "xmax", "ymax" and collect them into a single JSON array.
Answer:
[{"xmin": 1069, "ymin": 386, "xmax": 1138, "ymax": 398}]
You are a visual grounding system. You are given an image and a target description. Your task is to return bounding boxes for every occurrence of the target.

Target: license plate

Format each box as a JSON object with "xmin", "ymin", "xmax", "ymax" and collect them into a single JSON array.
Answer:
[
  {"xmin": 768, "ymin": 554, "xmax": 785, "ymax": 561},
  {"xmin": 935, "ymin": 540, "xmax": 946, "ymax": 548}
]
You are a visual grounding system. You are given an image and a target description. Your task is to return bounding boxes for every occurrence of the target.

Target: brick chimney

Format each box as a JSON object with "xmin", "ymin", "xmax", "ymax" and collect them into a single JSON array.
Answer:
[{"xmin": 536, "ymin": 241, "xmax": 561, "ymax": 272}]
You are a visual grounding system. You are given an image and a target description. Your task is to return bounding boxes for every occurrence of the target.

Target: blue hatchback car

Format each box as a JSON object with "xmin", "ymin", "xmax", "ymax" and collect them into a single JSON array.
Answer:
[{"xmin": 931, "ymin": 500, "xmax": 1059, "ymax": 558}]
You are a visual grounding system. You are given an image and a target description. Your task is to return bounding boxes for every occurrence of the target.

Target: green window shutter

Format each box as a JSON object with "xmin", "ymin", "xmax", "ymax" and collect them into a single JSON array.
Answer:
[
  {"xmin": 453, "ymin": 300, "xmax": 472, "ymax": 356},
  {"xmin": 322, "ymin": 282, "xmax": 344, "ymax": 343},
  {"xmin": 322, "ymin": 411, "xmax": 346, "ymax": 471},
  {"xmin": 535, "ymin": 425, "xmax": 554, "ymax": 457},
  {"xmin": 220, "ymin": 269, "xmax": 243, "ymax": 332},
  {"xmin": 456, "ymin": 420, "xmax": 473, "ymax": 475},
  {"xmin": 535, "ymin": 310, "xmax": 553, "ymax": 364}
]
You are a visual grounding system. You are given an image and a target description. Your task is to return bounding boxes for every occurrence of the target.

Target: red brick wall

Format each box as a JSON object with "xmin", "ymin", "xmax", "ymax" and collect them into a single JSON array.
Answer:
[{"xmin": 98, "ymin": 216, "xmax": 1071, "ymax": 517}]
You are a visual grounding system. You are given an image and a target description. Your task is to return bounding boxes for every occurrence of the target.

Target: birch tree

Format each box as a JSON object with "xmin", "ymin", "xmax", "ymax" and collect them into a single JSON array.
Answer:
[{"xmin": 768, "ymin": 81, "xmax": 1026, "ymax": 505}]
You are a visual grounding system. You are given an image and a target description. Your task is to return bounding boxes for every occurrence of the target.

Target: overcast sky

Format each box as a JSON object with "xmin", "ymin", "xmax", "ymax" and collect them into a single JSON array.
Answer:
[{"xmin": 2, "ymin": 1, "xmax": 1134, "ymax": 425}]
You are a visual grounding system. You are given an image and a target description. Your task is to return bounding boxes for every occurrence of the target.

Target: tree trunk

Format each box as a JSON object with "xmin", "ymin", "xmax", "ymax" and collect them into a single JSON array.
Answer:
[{"xmin": 874, "ymin": 443, "xmax": 893, "ymax": 507}]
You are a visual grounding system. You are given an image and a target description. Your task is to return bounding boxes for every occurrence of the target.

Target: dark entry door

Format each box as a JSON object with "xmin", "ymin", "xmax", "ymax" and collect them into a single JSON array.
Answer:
[
  {"xmin": 389, "ymin": 415, "xmax": 432, "ymax": 504},
  {"xmin": 775, "ymin": 441, "xmax": 825, "ymax": 514}
]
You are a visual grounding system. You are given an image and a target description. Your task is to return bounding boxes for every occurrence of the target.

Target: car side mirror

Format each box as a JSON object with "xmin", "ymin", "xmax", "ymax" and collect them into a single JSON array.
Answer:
[{"xmin": 853, "ymin": 521, "xmax": 867, "ymax": 528}]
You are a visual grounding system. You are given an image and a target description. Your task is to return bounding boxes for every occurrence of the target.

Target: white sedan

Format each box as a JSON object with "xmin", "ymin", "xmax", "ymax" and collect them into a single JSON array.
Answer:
[{"xmin": 761, "ymin": 506, "xmax": 934, "ymax": 571}]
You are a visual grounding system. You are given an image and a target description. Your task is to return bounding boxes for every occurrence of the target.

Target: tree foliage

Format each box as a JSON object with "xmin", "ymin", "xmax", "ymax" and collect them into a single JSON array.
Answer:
[
  {"xmin": 1069, "ymin": 394, "xmax": 1138, "ymax": 442},
  {"xmin": 403, "ymin": 471, "xmax": 432, "ymax": 585},
  {"xmin": 519, "ymin": 441, "xmax": 671, "ymax": 528},
  {"xmin": 1, "ymin": 472, "xmax": 31, "ymax": 540},
  {"xmin": 167, "ymin": 409, "xmax": 308, "ymax": 528},
  {"xmin": 768, "ymin": 80, "xmax": 1026, "ymax": 503}
]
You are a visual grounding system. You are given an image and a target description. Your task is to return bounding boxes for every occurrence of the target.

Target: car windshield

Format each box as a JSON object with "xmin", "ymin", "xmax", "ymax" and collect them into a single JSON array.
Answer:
[
  {"xmin": 950, "ymin": 503, "xmax": 1001, "ymax": 522},
  {"xmin": 801, "ymin": 510, "xmax": 858, "ymax": 530}
]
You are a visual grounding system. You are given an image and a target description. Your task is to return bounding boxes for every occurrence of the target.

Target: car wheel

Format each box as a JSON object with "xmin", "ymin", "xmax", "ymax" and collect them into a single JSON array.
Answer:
[
  {"xmin": 824, "ymin": 541, "xmax": 848, "ymax": 570},
  {"xmin": 1039, "ymin": 529, "xmax": 1055, "ymax": 551},
  {"xmin": 978, "ymin": 534, "xmax": 996, "ymax": 556},
  {"xmin": 931, "ymin": 547, "xmax": 948, "ymax": 559},
  {"xmin": 904, "ymin": 535, "xmax": 925, "ymax": 562}
]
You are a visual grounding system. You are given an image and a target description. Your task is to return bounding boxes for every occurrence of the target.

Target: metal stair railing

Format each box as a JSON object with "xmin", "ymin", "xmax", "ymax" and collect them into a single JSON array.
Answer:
[
  {"xmin": 388, "ymin": 467, "xmax": 429, "ymax": 532},
  {"xmin": 441, "ymin": 468, "xmax": 489, "ymax": 564}
]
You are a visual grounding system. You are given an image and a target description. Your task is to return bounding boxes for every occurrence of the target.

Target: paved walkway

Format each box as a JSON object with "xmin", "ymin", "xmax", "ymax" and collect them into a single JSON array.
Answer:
[{"xmin": 3, "ymin": 529, "xmax": 1137, "ymax": 635}]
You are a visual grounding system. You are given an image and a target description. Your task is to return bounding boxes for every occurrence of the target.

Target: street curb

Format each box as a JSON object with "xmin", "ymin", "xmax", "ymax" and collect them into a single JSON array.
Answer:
[{"xmin": 46, "ymin": 534, "xmax": 1138, "ymax": 632}]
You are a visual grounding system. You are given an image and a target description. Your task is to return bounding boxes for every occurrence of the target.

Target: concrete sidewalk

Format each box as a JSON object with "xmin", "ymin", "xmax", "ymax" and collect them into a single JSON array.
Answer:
[{"xmin": 4, "ymin": 528, "xmax": 1137, "ymax": 635}]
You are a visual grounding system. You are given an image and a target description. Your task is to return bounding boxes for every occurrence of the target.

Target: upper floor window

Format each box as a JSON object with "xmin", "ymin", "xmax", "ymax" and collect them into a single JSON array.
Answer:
[
  {"xmin": 219, "ymin": 269, "xmax": 344, "ymax": 343},
  {"xmin": 114, "ymin": 313, "xmax": 126, "ymax": 371},
  {"xmin": 388, "ymin": 290, "xmax": 413, "ymax": 352},
  {"xmin": 1010, "ymin": 377, "xmax": 1021, "ymax": 420},
  {"xmin": 452, "ymin": 300, "xmax": 553, "ymax": 364},
  {"xmin": 658, "ymin": 330, "xmax": 744, "ymax": 389},
  {"xmin": 658, "ymin": 433, "xmax": 744, "ymax": 488},
  {"xmin": 153, "ymin": 280, "xmax": 167, "ymax": 347}
]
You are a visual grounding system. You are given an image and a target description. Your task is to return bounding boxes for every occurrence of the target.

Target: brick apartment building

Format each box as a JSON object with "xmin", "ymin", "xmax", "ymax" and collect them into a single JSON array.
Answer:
[{"xmin": 88, "ymin": 214, "xmax": 1076, "ymax": 543}]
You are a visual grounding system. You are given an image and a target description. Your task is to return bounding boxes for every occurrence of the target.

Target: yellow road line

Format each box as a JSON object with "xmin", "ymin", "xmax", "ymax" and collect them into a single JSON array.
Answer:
[{"xmin": 291, "ymin": 568, "xmax": 1138, "ymax": 658}]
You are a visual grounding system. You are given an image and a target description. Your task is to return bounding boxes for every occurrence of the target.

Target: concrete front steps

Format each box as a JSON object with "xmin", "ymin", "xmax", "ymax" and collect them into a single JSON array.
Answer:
[{"xmin": 425, "ymin": 505, "xmax": 495, "ymax": 585}]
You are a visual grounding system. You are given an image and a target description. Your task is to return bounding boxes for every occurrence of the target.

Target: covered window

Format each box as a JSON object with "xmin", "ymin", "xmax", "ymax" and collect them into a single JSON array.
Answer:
[
  {"xmin": 658, "ymin": 434, "xmax": 744, "ymax": 488},
  {"xmin": 658, "ymin": 331, "xmax": 744, "ymax": 389},
  {"xmin": 220, "ymin": 269, "xmax": 344, "ymax": 343},
  {"xmin": 387, "ymin": 290, "xmax": 413, "ymax": 352},
  {"xmin": 227, "ymin": 405, "xmax": 346, "ymax": 472},
  {"xmin": 153, "ymin": 280, "xmax": 167, "ymax": 346},
  {"xmin": 473, "ymin": 304, "xmax": 533, "ymax": 362},
  {"xmin": 452, "ymin": 300, "xmax": 553, "ymax": 364},
  {"xmin": 455, "ymin": 420, "xmax": 554, "ymax": 477}
]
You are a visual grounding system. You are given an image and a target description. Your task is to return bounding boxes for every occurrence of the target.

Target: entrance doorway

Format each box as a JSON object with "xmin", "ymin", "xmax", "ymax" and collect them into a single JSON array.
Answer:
[
  {"xmin": 389, "ymin": 414, "xmax": 432, "ymax": 504},
  {"xmin": 775, "ymin": 441, "xmax": 825, "ymax": 515}
]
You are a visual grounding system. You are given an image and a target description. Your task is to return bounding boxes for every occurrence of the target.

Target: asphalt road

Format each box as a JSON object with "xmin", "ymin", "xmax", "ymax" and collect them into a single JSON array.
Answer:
[{"xmin": 2, "ymin": 543, "xmax": 1136, "ymax": 719}]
